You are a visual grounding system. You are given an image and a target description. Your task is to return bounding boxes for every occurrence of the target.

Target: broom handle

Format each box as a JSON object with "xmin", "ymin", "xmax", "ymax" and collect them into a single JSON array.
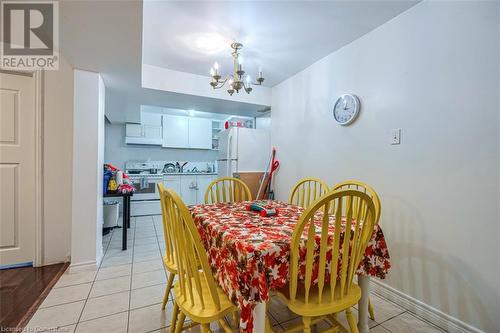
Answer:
[{"xmin": 257, "ymin": 149, "xmax": 273, "ymax": 199}]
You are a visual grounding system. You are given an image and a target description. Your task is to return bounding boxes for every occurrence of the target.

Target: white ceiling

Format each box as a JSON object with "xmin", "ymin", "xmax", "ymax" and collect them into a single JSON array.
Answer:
[
  {"xmin": 143, "ymin": 1, "xmax": 419, "ymax": 87},
  {"xmin": 57, "ymin": 1, "xmax": 419, "ymax": 123}
]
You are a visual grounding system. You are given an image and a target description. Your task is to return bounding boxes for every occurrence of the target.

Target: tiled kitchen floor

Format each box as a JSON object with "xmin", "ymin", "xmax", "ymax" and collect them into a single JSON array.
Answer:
[{"xmin": 25, "ymin": 216, "xmax": 446, "ymax": 333}]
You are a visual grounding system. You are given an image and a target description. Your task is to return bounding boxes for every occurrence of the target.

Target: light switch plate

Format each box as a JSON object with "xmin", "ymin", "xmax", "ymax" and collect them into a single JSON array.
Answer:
[{"xmin": 391, "ymin": 128, "xmax": 401, "ymax": 145}]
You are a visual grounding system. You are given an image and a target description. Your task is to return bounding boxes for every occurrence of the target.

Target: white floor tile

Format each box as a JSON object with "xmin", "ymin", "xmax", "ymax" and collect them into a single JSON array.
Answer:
[
  {"xmin": 40, "ymin": 283, "xmax": 92, "ymax": 308},
  {"xmin": 54, "ymin": 269, "xmax": 96, "ymax": 288},
  {"xmin": 133, "ymin": 249, "xmax": 162, "ymax": 262},
  {"xmin": 369, "ymin": 293, "xmax": 406, "ymax": 323},
  {"xmin": 95, "ymin": 264, "xmax": 131, "ymax": 280},
  {"xmin": 128, "ymin": 302, "xmax": 173, "ymax": 333},
  {"xmin": 381, "ymin": 312, "xmax": 445, "ymax": 333},
  {"xmin": 75, "ymin": 311, "xmax": 128, "ymax": 333},
  {"xmin": 132, "ymin": 259, "xmax": 164, "ymax": 274},
  {"xmin": 80, "ymin": 291, "xmax": 130, "ymax": 321},
  {"xmin": 130, "ymin": 284, "xmax": 166, "ymax": 309},
  {"xmin": 100, "ymin": 255, "xmax": 133, "ymax": 267},
  {"xmin": 134, "ymin": 236, "xmax": 159, "ymax": 246},
  {"xmin": 89, "ymin": 275, "xmax": 131, "ymax": 298},
  {"xmin": 131, "ymin": 269, "xmax": 166, "ymax": 289},
  {"xmin": 26, "ymin": 300, "xmax": 85, "ymax": 329}
]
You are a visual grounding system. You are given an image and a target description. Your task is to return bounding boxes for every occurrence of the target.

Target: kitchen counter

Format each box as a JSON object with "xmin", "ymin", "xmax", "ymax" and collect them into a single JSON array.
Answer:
[{"xmin": 163, "ymin": 172, "xmax": 218, "ymax": 176}]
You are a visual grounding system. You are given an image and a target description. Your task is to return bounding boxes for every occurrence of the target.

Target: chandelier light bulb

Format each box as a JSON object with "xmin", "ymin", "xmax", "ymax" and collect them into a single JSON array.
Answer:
[{"xmin": 208, "ymin": 42, "xmax": 264, "ymax": 95}]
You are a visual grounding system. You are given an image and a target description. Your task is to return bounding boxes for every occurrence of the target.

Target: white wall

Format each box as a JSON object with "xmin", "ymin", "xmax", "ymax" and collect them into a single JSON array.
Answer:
[
  {"xmin": 105, "ymin": 122, "xmax": 218, "ymax": 169},
  {"xmin": 271, "ymin": 1, "xmax": 499, "ymax": 332},
  {"xmin": 71, "ymin": 70, "xmax": 105, "ymax": 267},
  {"xmin": 43, "ymin": 56, "xmax": 73, "ymax": 264}
]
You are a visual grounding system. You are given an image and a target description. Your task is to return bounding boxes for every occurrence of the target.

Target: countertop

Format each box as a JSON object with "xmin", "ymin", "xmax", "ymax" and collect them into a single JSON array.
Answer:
[{"xmin": 163, "ymin": 172, "xmax": 217, "ymax": 176}]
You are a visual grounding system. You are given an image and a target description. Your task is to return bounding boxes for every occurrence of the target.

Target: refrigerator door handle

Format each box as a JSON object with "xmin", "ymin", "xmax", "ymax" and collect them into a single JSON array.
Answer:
[{"xmin": 216, "ymin": 158, "xmax": 238, "ymax": 162}]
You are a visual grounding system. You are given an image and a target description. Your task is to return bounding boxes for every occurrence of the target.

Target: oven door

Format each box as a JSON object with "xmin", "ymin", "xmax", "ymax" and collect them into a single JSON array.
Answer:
[{"xmin": 129, "ymin": 176, "xmax": 161, "ymax": 200}]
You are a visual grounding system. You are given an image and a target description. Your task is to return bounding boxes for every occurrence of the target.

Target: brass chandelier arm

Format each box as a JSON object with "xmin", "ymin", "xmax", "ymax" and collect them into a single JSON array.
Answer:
[{"xmin": 209, "ymin": 41, "xmax": 264, "ymax": 95}]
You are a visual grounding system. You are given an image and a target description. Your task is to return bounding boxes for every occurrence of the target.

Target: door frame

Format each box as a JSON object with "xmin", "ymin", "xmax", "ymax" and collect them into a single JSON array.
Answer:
[{"xmin": 1, "ymin": 70, "xmax": 44, "ymax": 267}]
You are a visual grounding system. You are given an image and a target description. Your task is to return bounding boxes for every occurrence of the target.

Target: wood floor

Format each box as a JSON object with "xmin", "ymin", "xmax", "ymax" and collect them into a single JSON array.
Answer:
[{"xmin": 0, "ymin": 263, "xmax": 69, "ymax": 331}]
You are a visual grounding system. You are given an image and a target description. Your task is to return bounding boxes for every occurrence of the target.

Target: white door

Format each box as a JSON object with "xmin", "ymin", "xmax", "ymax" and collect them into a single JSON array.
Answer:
[
  {"xmin": 188, "ymin": 118, "xmax": 212, "ymax": 149},
  {"xmin": 163, "ymin": 115, "xmax": 188, "ymax": 148},
  {"xmin": 0, "ymin": 72, "xmax": 35, "ymax": 267}
]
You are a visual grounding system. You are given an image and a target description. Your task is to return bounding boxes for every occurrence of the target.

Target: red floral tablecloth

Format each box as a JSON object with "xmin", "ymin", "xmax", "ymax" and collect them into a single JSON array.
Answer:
[{"xmin": 189, "ymin": 200, "xmax": 391, "ymax": 332}]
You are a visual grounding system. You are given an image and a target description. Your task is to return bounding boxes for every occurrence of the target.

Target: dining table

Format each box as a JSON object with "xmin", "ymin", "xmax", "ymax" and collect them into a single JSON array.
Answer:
[{"xmin": 189, "ymin": 200, "xmax": 391, "ymax": 333}]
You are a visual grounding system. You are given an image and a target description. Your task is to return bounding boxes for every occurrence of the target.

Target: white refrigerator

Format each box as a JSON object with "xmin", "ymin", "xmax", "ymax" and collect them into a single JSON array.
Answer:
[{"xmin": 217, "ymin": 127, "xmax": 271, "ymax": 178}]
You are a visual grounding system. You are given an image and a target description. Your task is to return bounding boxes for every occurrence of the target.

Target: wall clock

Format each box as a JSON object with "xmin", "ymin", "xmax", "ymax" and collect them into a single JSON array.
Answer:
[{"xmin": 333, "ymin": 94, "xmax": 360, "ymax": 125}]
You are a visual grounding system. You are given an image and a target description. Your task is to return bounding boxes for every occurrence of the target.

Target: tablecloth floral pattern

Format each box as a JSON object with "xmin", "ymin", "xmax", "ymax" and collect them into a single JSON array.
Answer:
[{"xmin": 189, "ymin": 200, "xmax": 391, "ymax": 332}]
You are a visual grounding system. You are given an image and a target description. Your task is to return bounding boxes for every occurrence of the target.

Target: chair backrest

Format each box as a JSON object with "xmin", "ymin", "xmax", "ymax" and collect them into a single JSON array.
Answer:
[
  {"xmin": 204, "ymin": 177, "xmax": 252, "ymax": 204},
  {"xmin": 164, "ymin": 188, "xmax": 223, "ymax": 310},
  {"xmin": 289, "ymin": 178, "xmax": 330, "ymax": 208},
  {"xmin": 157, "ymin": 183, "xmax": 175, "ymax": 265},
  {"xmin": 289, "ymin": 189, "xmax": 376, "ymax": 305},
  {"xmin": 332, "ymin": 180, "xmax": 381, "ymax": 223}
]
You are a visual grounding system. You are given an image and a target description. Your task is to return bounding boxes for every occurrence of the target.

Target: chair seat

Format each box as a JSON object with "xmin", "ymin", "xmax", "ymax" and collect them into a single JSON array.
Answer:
[
  {"xmin": 163, "ymin": 255, "xmax": 177, "ymax": 273},
  {"xmin": 173, "ymin": 273, "xmax": 237, "ymax": 323},
  {"xmin": 275, "ymin": 282, "xmax": 362, "ymax": 317}
]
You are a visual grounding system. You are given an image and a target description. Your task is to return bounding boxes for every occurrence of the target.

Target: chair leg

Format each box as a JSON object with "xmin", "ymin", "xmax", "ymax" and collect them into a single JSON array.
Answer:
[
  {"xmin": 345, "ymin": 308, "xmax": 359, "ymax": 333},
  {"xmin": 303, "ymin": 316, "xmax": 312, "ymax": 333},
  {"xmin": 175, "ymin": 312, "xmax": 186, "ymax": 333},
  {"xmin": 162, "ymin": 273, "xmax": 175, "ymax": 310},
  {"xmin": 232, "ymin": 311, "xmax": 239, "ymax": 327},
  {"xmin": 169, "ymin": 303, "xmax": 179, "ymax": 333},
  {"xmin": 368, "ymin": 298, "xmax": 375, "ymax": 320},
  {"xmin": 201, "ymin": 323, "xmax": 212, "ymax": 333}
]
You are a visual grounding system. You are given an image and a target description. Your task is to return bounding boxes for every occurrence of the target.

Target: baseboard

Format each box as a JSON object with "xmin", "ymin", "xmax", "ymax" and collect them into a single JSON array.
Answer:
[
  {"xmin": 371, "ymin": 279, "xmax": 484, "ymax": 333},
  {"xmin": 69, "ymin": 260, "xmax": 99, "ymax": 271}
]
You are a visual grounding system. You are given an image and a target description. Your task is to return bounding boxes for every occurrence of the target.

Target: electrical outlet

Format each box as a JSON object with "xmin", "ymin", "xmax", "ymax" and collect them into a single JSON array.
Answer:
[{"xmin": 391, "ymin": 128, "xmax": 401, "ymax": 145}]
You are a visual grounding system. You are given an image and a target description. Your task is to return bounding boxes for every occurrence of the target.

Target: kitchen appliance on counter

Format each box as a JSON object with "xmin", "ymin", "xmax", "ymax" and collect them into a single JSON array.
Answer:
[
  {"xmin": 217, "ymin": 127, "xmax": 271, "ymax": 178},
  {"xmin": 126, "ymin": 161, "xmax": 163, "ymax": 216}
]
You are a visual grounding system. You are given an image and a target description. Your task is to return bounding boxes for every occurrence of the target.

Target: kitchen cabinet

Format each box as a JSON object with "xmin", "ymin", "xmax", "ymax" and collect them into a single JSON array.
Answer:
[
  {"xmin": 162, "ymin": 174, "xmax": 216, "ymax": 205},
  {"xmin": 163, "ymin": 175, "xmax": 181, "ymax": 194},
  {"xmin": 195, "ymin": 175, "xmax": 214, "ymax": 203},
  {"xmin": 141, "ymin": 111, "xmax": 162, "ymax": 126},
  {"xmin": 162, "ymin": 115, "xmax": 213, "ymax": 149},
  {"xmin": 162, "ymin": 115, "xmax": 189, "ymax": 148},
  {"xmin": 188, "ymin": 118, "xmax": 212, "ymax": 149},
  {"xmin": 125, "ymin": 123, "xmax": 142, "ymax": 137},
  {"xmin": 125, "ymin": 123, "xmax": 163, "ymax": 145},
  {"xmin": 180, "ymin": 175, "xmax": 198, "ymax": 206}
]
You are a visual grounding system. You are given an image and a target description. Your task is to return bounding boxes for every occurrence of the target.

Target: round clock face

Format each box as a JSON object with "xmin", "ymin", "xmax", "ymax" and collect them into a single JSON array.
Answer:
[{"xmin": 333, "ymin": 94, "xmax": 360, "ymax": 125}]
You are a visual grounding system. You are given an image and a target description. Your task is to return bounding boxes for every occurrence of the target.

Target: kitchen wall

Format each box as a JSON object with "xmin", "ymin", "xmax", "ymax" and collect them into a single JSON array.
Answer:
[
  {"xmin": 271, "ymin": 1, "xmax": 499, "ymax": 332},
  {"xmin": 71, "ymin": 70, "xmax": 105, "ymax": 267},
  {"xmin": 43, "ymin": 56, "xmax": 73, "ymax": 265},
  {"xmin": 104, "ymin": 122, "xmax": 218, "ymax": 169}
]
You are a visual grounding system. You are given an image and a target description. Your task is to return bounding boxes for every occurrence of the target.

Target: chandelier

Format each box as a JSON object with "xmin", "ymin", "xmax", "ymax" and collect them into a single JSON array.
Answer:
[{"xmin": 209, "ymin": 42, "xmax": 264, "ymax": 95}]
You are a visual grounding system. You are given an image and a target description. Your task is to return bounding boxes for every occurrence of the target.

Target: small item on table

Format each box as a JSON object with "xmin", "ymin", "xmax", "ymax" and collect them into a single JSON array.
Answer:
[{"xmin": 245, "ymin": 202, "xmax": 279, "ymax": 217}]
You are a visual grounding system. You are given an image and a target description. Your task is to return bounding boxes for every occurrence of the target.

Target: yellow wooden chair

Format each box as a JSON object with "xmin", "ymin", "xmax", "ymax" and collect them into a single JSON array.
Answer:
[
  {"xmin": 164, "ymin": 189, "xmax": 239, "ymax": 333},
  {"xmin": 289, "ymin": 178, "xmax": 330, "ymax": 208},
  {"xmin": 157, "ymin": 183, "xmax": 177, "ymax": 310},
  {"xmin": 332, "ymin": 180, "xmax": 381, "ymax": 320},
  {"xmin": 204, "ymin": 177, "xmax": 252, "ymax": 204},
  {"xmin": 274, "ymin": 189, "xmax": 377, "ymax": 333}
]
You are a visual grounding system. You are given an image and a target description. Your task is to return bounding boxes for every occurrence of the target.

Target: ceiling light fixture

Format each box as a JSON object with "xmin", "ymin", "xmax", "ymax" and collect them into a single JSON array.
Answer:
[{"xmin": 209, "ymin": 42, "xmax": 264, "ymax": 96}]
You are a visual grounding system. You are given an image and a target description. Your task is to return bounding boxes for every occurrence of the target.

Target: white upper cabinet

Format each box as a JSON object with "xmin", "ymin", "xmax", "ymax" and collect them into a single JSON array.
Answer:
[
  {"xmin": 125, "ymin": 123, "xmax": 143, "ymax": 137},
  {"xmin": 141, "ymin": 111, "xmax": 162, "ymax": 126},
  {"xmin": 163, "ymin": 115, "xmax": 189, "ymax": 148},
  {"xmin": 163, "ymin": 115, "xmax": 212, "ymax": 149},
  {"xmin": 188, "ymin": 118, "xmax": 212, "ymax": 149}
]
